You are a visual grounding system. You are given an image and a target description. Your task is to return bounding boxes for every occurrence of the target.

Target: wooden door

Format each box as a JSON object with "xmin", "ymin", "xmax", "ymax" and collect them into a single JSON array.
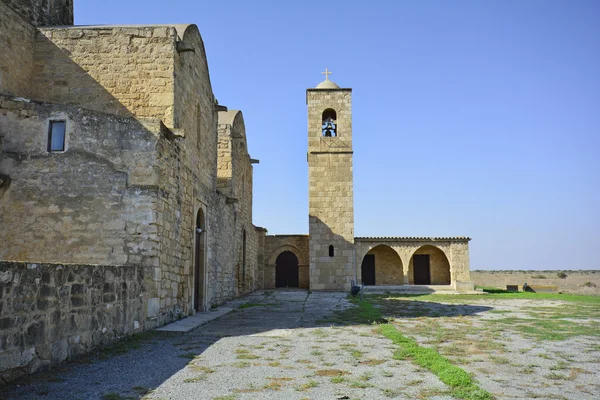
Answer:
[
  {"xmin": 361, "ymin": 254, "xmax": 376, "ymax": 285},
  {"xmin": 413, "ymin": 254, "xmax": 431, "ymax": 284},
  {"xmin": 275, "ymin": 251, "xmax": 299, "ymax": 288}
]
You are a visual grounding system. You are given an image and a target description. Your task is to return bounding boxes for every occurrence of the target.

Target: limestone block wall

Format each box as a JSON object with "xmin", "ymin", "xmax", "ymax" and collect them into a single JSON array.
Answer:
[
  {"xmin": 449, "ymin": 242, "xmax": 471, "ymax": 283},
  {"xmin": 0, "ymin": 1, "xmax": 36, "ymax": 96},
  {"xmin": 1, "ymin": 0, "xmax": 73, "ymax": 26},
  {"xmin": 31, "ymin": 26, "xmax": 177, "ymax": 124},
  {"xmin": 255, "ymin": 228, "xmax": 267, "ymax": 290},
  {"xmin": 0, "ymin": 94, "xmax": 162, "ymax": 268},
  {"xmin": 307, "ymin": 88, "xmax": 354, "ymax": 291},
  {"xmin": 0, "ymin": 261, "xmax": 147, "ymax": 384},
  {"xmin": 215, "ymin": 110, "xmax": 258, "ymax": 296},
  {"xmin": 306, "ymin": 89, "xmax": 353, "ymax": 152},
  {"xmin": 264, "ymin": 235, "xmax": 309, "ymax": 289},
  {"xmin": 172, "ymin": 24, "xmax": 217, "ymax": 191}
]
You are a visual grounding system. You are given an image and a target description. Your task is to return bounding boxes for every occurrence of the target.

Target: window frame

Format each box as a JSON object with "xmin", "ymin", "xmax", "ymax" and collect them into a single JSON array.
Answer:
[{"xmin": 47, "ymin": 119, "xmax": 67, "ymax": 153}]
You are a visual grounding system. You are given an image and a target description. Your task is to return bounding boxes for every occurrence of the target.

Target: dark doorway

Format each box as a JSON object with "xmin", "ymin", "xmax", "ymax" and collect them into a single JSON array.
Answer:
[
  {"xmin": 275, "ymin": 251, "xmax": 299, "ymax": 288},
  {"xmin": 413, "ymin": 254, "xmax": 431, "ymax": 284},
  {"xmin": 194, "ymin": 209, "xmax": 206, "ymax": 311},
  {"xmin": 361, "ymin": 254, "xmax": 376, "ymax": 285}
]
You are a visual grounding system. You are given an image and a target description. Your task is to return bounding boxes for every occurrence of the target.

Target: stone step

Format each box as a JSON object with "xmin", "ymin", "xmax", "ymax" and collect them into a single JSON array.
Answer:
[{"xmin": 361, "ymin": 285, "xmax": 485, "ymax": 295}]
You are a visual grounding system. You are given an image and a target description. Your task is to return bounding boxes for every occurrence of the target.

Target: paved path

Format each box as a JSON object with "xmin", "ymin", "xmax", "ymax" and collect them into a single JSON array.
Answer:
[{"xmin": 0, "ymin": 291, "xmax": 449, "ymax": 400}]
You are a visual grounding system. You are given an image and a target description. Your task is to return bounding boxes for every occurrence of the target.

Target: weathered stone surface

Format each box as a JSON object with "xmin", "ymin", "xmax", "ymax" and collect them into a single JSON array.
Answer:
[
  {"xmin": 0, "ymin": 261, "xmax": 146, "ymax": 384},
  {"xmin": 307, "ymin": 87, "xmax": 355, "ymax": 290},
  {"xmin": 1, "ymin": 0, "xmax": 73, "ymax": 27}
]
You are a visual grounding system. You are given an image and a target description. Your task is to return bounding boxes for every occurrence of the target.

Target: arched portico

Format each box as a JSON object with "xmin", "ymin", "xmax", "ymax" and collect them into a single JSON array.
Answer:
[
  {"xmin": 359, "ymin": 245, "xmax": 403, "ymax": 285},
  {"xmin": 355, "ymin": 237, "xmax": 471, "ymax": 288},
  {"xmin": 408, "ymin": 245, "xmax": 451, "ymax": 285}
]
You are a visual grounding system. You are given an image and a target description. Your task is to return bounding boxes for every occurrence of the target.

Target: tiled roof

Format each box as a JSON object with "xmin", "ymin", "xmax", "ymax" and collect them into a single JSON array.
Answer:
[{"xmin": 355, "ymin": 236, "xmax": 471, "ymax": 242}]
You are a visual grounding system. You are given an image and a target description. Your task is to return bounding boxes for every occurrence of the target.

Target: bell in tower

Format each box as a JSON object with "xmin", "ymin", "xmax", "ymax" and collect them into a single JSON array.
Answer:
[{"xmin": 321, "ymin": 109, "xmax": 337, "ymax": 137}]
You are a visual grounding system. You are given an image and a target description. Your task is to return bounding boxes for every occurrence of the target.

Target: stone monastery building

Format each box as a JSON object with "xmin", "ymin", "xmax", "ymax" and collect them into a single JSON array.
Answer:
[{"xmin": 0, "ymin": 0, "xmax": 473, "ymax": 382}]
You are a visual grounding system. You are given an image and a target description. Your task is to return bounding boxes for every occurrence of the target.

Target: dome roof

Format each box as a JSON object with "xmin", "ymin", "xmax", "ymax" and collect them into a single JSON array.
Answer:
[{"xmin": 316, "ymin": 79, "xmax": 340, "ymax": 89}]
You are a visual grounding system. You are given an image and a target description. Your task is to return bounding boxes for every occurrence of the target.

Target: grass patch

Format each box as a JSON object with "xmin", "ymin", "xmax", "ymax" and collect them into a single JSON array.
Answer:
[
  {"xmin": 361, "ymin": 358, "xmax": 386, "ymax": 366},
  {"xmin": 183, "ymin": 376, "xmax": 206, "ymax": 383},
  {"xmin": 348, "ymin": 380, "xmax": 373, "ymax": 388},
  {"xmin": 295, "ymin": 380, "xmax": 319, "ymax": 391},
  {"xmin": 328, "ymin": 297, "xmax": 490, "ymax": 400},
  {"xmin": 380, "ymin": 324, "xmax": 492, "ymax": 400},
  {"xmin": 315, "ymin": 369, "xmax": 349, "ymax": 377},
  {"xmin": 330, "ymin": 376, "xmax": 347, "ymax": 384},
  {"xmin": 235, "ymin": 348, "xmax": 260, "ymax": 359}
]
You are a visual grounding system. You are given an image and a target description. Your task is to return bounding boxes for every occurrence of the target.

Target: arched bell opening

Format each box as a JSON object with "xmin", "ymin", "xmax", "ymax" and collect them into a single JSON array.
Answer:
[{"xmin": 321, "ymin": 108, "xmax": 337, "ymax": 137}]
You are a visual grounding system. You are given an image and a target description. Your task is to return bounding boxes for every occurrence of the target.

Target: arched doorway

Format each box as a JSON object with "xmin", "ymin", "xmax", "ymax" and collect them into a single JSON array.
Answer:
[
  {"xmin": 409, "ymin": 245, "xmax": 450, "ymax": 285},
  {"xmin": 360, "ymin": 245, "xmax": 403, "ymax": 285},
  {"xmin": 275, "ymin": 251, "xmax": 299, "ymax": 288},
  {"xmin": 194, "ymin": 209, "xmax": 206, "ymax": 311}
]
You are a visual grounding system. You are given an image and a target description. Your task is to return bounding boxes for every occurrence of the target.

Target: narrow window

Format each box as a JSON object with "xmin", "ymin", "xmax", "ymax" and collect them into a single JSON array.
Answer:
[
  {"xmin": 242, "ymin": 229, "xmax": 247, "ymax": 279},
  {"xmin": 322, "ymin": 109, "xmax": 337, "ymax": 137},
  {"xmin": 329, "ymin": 245, "xmax": 334, "ymax": 257},
  {"xmin": 48, "ymin": 120, "xmax": 66, "ymax": 152},
  {"xmin": 196, "ymin": 104, "xmax": 202, "ymax": 151}
]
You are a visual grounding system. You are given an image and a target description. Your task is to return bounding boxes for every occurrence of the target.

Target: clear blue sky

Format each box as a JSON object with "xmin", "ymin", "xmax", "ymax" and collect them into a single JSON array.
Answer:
[{"xmin": 76, "ymin": 1, "xmax": 600, "ymax": 270}]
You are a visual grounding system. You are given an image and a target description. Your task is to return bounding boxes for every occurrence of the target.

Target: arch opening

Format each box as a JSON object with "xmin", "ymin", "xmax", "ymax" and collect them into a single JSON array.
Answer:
[
  {"xmin": 360, "ymin": 245, "xmax": 403, "ymax": 286},
  {"xmin": 194, "ymin": 209, "xmax": 206, "ymax": 311},
  {"xmin": 408, "ymin": 245, "xmax": 450, "ymax": 285},
  {"xmin": 275, "ymin": 251, "xmax": 299, "ymax": 288},
  {"xmin": 321, "ymin": 108, "xmax": 337, "ymax": 137}
]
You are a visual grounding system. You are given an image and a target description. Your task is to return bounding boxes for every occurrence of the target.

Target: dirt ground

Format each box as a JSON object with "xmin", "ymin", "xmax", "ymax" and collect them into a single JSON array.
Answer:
[
  {"xmin": 1, "ymin": 290, "xmax": 599, "ymax": 400},
  {"xmin": 471, "ymin": 270, "xmax": 600, "ymax": 295}
]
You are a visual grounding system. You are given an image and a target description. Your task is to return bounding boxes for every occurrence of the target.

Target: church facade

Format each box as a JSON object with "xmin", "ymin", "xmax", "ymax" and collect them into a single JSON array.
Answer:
[{"xmin": 0, "ymin": 0, "xmax": 472, "ymax": 383}]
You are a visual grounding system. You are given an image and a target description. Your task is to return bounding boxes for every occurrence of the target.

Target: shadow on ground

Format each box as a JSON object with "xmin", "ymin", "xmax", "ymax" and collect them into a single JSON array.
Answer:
[{"xmin": 0, "ymin": 290, "xmax": 493, "ymax": 400}]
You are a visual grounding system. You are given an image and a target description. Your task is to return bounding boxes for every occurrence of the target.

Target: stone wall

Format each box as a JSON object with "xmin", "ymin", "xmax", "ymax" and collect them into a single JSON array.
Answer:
[
  {"xmin": 0, "ymin": 261, "xmax": 147, "ymax": 384},
  {"xmin": 215, "ymin": 110, "xmax": 259, "ymax": 297},
  {"xmin": 307, "ymin": 88, "xmax": 354, "ymax": 290},
  {"xmin": 0, "ymin": 94, "xmax": 162, "ymax": 268},
  {"xmin": 264, "ymin": 235, "xmax": 310, "ymax": 289},
  {"xmin": 0, "ymin": 1, "xmax": 36, "ymax": 96},
  {"xmin": 31, "ymin": 26, "xmax": 177, "ymax": 124},
  {"xmin": 1, "ymin": 0, "xmax": 73, "ymax": 27}
]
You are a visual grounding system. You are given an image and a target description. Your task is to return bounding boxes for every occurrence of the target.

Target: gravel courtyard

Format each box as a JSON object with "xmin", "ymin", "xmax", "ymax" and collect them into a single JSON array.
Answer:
[{"xmin": 1, "ymin": 290, "xmax": 599, "ymax": 400}]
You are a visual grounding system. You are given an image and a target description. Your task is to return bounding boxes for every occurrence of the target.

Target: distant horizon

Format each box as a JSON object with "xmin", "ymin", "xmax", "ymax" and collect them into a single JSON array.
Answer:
[
  {"xmin": 472, "ymin": 268, "xmax": 600, "ymax": 272},
  {"xmin": 75, "ymin": 0, "xmax": 600, "ymax": 270}
]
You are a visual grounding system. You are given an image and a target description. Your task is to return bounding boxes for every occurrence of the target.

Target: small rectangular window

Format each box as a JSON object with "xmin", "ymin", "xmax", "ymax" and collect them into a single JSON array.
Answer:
[{"xmin": 48, "ymin": 120, "xmax": 66, "ymax": 152}]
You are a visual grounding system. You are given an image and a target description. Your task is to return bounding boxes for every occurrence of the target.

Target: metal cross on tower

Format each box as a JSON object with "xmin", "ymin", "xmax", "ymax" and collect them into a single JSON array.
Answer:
[{"xmin": 321, "ymin": 68, "xmax": 332, "ymax": 80}]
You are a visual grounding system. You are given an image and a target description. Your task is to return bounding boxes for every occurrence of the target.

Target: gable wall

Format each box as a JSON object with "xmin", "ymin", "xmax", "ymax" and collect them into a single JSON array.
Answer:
[
  {"xmin": 0, "ymin": 1, "xmax": 36, "ymax": 96},
  {"xmin": 31, "ymin": 27, "xmax": 176, "ymax": 125}
]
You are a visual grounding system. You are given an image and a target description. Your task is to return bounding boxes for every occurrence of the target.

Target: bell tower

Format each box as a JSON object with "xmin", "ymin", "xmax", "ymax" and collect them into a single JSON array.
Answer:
[{"xmin": 307, "ymin": 69, "xmax": 355, "ymax": 290}]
